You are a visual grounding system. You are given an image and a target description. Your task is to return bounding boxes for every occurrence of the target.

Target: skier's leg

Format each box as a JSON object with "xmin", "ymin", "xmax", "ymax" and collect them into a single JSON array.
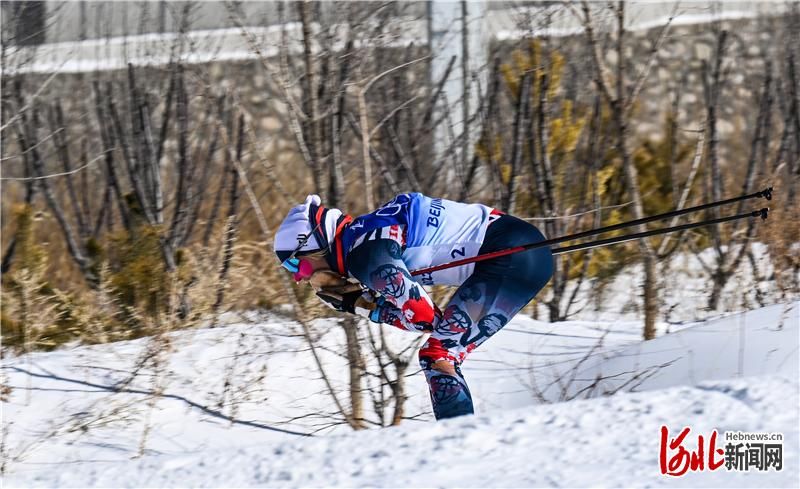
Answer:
[
  {"xmin": 419, "ymin": 273, "xmax": 526, "ymax": 420},
  {"xmin": 419, "ymin": 215, "xmax": 553, "ymax": 420}
]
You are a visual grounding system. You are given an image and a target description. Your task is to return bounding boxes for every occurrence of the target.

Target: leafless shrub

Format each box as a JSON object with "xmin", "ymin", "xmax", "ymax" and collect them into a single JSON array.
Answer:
[{"xmin": 523, "ymin": 328, "xmax": 677, "ymax": 403}]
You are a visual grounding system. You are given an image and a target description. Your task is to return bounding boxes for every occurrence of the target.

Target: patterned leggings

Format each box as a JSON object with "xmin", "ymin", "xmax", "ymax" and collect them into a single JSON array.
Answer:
[{"xmin": 348, "ymin": 215, "xmax": 553, "ymax": 419}]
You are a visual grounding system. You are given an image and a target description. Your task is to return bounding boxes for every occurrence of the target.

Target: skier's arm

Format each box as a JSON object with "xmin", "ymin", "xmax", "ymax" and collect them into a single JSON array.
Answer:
[{"xmin": 347, "ymin": 237, "xmax": 438, "ymax": 332}]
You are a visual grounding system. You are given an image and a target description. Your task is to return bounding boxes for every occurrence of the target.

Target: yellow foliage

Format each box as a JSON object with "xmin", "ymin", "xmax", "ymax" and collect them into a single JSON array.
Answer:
[
  {"xmin": 566, "ymin": 252, "xmax": 587, "ymax": 278},
  {"xmin": 501, "ymin": 39, "xmax": 565, "ymax": 103},
  {"xmin": 605, "ymin": 209, "xmax": 625, "ymax": 229},
  {"xmin": 548, "ymin": 100, "xmax": 587, "ymax": 158},
  {"xmin": 500, "ymin": 62, "xmax": 519, "ymax": 100},
  {"xmin": 586, "ymin": 246, "xmax": 632, "ymax": 280},
  {"xmin": 107, "ymin": 224, "xmax": 170, "ymax": 317},
  {"xmin": 1, "ymin": 210, "xmax": 88, "ymax": 351},
  {"xmin": 500, "ymin": 163, "xmax": 512, "ymax": 185},
  {"xmin": 498, "ymin": 40, "xmax": 579, "ymax": 216},
  {"xmin": 595, "ymin": 165, "xmax": 617, "ymax": 199},
  {"xmin": 548, "ymin": 51, "xmax": 565, "ymax": 98},
  {"xmin": 582, "ymin": 111, "xmax": 697, "ymax": 275},
  {"xmin": 475, "ymin": 136, "xmax": 504, "ymax": 166},
  {"xmin": 631, "ymin": 116, "xmax": 693, "ymax": 217},
  {"xmin": 545, "ymin": 100, "xmax": 586, "ymax": 206},
  {"xmin": 11, "ymin": 204, "xmax": 46, "ymax": 273},
  {"xmin": 514, "ymin": 48, "xmax": 532, "ymax": 74}
]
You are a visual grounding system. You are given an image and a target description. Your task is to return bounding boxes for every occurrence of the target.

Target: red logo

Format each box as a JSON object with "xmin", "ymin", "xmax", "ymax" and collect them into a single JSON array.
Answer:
[{"xmin": 659, "ymin": 425, "xmax": 725, "ymax": 476}]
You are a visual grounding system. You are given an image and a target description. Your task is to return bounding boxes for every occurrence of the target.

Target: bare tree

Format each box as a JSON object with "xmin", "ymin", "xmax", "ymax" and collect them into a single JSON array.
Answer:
[
  {"xmin": 701, "ymin": 30, "xmax": 775, "ymax": 310},
  {"xmin": 569, "ymin": 1, "xmax": 675, "ymax": 339}
]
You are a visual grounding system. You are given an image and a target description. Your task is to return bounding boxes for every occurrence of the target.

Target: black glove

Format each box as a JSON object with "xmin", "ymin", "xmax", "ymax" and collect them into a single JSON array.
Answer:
[{"xmin": 316, "ymin": 289, "xmax": 364, "ymax": 314}]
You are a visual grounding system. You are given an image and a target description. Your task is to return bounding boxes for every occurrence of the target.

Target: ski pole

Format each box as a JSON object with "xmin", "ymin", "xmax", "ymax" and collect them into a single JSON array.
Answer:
[
  {"xmin": 539, "ymin": 186, "xmax": 772, "ymax": 248},
  {"xmin": 550, "ymin": 207, "xmax": 769, "ymax": 255},
  {"xmin": 410, "ymin": 201, "xmax": 771, "ymax": 277}
]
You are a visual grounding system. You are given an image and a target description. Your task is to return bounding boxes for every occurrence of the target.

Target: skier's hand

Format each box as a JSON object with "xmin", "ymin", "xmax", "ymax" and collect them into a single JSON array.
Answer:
[
  {"xmin": 316, "ymin": 285, "xmax": 378, "ymax": 319},
  {"xmin": 368, "ymin": 295, "xmax": 399, "ymax": 324},
  {"xmin": 353, "ymin": 291, "xmax": 380, "ymax": 319},
  {"xmin": 308, "ymin": 270, "xmax": 349, "ymax": 290}
]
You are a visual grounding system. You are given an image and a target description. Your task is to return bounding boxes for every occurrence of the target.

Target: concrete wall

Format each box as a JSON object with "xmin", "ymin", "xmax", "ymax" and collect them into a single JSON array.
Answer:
[
  {"xmin": 5, "ymin": 12, "xmax": 783, "ymax": 154},
  {"xmin": 2, "ymin": 1, "xmax": 772, "ymax": 45},
  {"xmin": 1, "ymin": 1, "xmax": 427, "ymax": 44},
  {"xmin": 2, "ymin": 3, "xmax": 791, "ymax": 187}
]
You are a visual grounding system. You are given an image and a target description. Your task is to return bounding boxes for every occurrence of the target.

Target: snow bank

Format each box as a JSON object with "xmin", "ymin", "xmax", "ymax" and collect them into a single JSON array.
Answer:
[
  {"xmin": 3, "ymin": 301, "xmax": 797, "ymax": 487},
  {"xmin": 6, "ymin": 376, "xmax": 797, "ymax": 487}
]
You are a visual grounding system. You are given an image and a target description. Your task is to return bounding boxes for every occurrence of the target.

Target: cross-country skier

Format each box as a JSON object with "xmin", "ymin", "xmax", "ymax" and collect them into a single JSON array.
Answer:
[{"xmin": 274, "ymin": 193, "xmax": 553, "ymax": 420}]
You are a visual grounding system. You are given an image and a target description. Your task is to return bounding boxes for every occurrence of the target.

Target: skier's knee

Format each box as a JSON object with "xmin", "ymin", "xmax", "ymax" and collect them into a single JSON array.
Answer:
[
  {"xmin": 430, "ymin": 359, "xmax": 456, "ymax": 376},
  {"xmin": 419, "ymin": 339, "xmax": 457, "ymax": 376}
]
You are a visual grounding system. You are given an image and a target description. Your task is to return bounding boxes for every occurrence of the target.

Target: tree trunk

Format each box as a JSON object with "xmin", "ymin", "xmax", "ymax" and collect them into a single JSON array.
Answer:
[
  {"xmin": 614, "ymin": 104, "xmax": 659, "ymax": 340},
  {"xmin": 642, "ymin": 253, "xmax": 659, "ymax": 339},
  {"xmin": 390, "ymin": 363, "xmax": 406, "ymax": 426},
  {"xmin": 298, "ymin": 0, "xmax": 325, "ymax": 200},
  {"xmin": 213, "ymin": 114, "xmax": 243, "ymax": 312},
  {"xmin": 504, "ymin": 72, "xmax": 532, "ymax": 213},
  {"xmin": 708, "ymin": 268, "xmax": 728, "ymax": 311},
  {"xmin": 342, "ymin": 318, "xmax": 365, "ymax": 430}
]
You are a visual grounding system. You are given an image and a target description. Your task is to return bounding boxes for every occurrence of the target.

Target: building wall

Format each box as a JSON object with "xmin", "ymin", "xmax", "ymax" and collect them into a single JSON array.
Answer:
[
  {"xmin": 4, "ymin": 13, "xmax": 780, "ymax": 157},
  {"xmin": 2, "ymin": 1, "xmax": 771, "ymax": 45},
  {"xmin": 1, "ymin": 1, "xmax": 428, "ymax": 44},
  {"xmin": 2, "ymin": 3, "xmax": 789, "ymax": 188}
]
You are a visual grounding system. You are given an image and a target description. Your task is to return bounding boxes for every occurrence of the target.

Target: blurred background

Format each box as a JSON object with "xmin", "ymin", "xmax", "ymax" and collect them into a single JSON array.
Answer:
[{"xmin": 1, "ymin": 0, "xmax": 797, "ymax": 350}]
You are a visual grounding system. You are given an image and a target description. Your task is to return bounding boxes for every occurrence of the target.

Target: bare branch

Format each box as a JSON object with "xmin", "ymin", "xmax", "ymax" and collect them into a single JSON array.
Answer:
[
  {"xmin": 625, "ymin": 5, "xmax": 677, "ymax": 116},
  {"xmin": 1, "ymin": 150, "xmax": 105, "ymax": 182}
]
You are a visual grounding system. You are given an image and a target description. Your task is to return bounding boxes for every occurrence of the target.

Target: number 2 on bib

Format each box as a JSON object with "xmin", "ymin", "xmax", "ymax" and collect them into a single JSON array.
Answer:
[{"xmin": 451, "ymin": 247, "xmax": 466, "ymax": 259}]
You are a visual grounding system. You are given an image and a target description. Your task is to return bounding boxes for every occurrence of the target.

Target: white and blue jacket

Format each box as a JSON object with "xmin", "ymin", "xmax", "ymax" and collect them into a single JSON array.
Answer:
[{"xmin": 342, "ymin": 193, "xmax": 496, "ymax": 286}]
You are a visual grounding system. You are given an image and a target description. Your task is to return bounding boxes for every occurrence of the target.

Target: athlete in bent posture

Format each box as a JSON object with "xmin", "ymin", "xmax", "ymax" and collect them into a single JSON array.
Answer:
[{"xmin": 274, "ymin": 193, "xmax": 553, "ymax": 420}]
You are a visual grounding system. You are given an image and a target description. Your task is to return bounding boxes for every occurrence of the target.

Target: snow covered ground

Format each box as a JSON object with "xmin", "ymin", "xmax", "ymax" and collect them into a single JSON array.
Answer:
[{"xmin": 2, "ymin": 296, "xmax": 797, "ymax": 487}]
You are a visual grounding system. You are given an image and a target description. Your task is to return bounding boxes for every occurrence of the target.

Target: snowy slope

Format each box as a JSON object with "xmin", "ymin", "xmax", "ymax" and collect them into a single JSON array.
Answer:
[
  {"xmin": 472, "ymin": 301, "xmax": 799, "ymax": 405},
  {"xmin": 2, "ymin": 301, "xmax": 797, "ymax": 487},
  {"xmin": 7, "ymin": 376, "xmax": 797, "ymax": 488}
]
